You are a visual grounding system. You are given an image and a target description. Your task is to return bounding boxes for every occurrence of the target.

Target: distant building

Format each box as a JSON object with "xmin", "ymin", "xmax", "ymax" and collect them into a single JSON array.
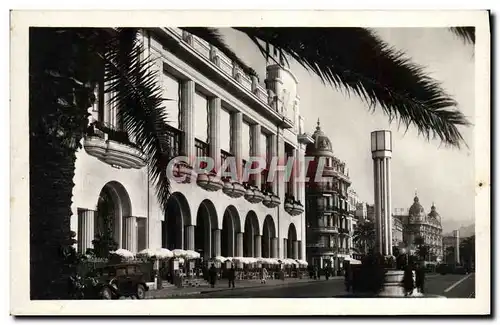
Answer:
[
  {"xmin": 392, "ymin": 215, "xmax": 404, "ymax": 248},
  {"xmin": 366, "ymin": 204, "xmax": 375, "ymax": 223},
  {"xmin": 398, "ymin": 194, "xmax": 444, "ymax": 262},
  {"xmin": 355, "ymin": 202, "xmax": 368, "ymax": 222}
]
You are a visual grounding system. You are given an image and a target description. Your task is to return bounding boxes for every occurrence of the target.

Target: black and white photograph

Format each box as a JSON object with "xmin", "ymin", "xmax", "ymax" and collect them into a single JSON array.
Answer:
[{"xmin": 9, "ymin": 9, "xmax": 490, "ymax": 316}]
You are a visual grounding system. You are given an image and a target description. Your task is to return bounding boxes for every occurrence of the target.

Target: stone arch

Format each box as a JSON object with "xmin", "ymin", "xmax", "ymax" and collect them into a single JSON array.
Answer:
[
  {"xmin": 162, "ymin": 192, "xmax": 192, "ymax": 250},
  {"xmin": 262, "ymin": 215, "xmax": 277, "ymax": 258},
  {"xmin": 243, "ymin": 211, "xmax": 260, "ymax": 257},
  {"xmin": 195, "ymin": 199, "xmax": 219, "ymax": 260},
  {"xmin": 96, "ymin": 181, "xmax": 132, "ymax": 248},
  {"xmin": 221, "ymin": 205, "xmax": 241, "ymax": 257}
]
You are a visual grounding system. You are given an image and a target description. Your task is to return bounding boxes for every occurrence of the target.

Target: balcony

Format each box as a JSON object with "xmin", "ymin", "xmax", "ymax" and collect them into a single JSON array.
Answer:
[
  {"xmin": 317, "ymin": 204, "xmax": 335, "ymax": 214},
  {"xmin": 284, "ymin": 196, "xmax": 304, "ymax": 216},
  {"xmin": 261, "ymin": 180, "xmax": 281, "ymax": 209},
  {"xmin": 308, "ymin": 181, "xmax": 336, "ymax": 194},
  {"xmin": 309, "ymin": 226, "xmax": 339, "ymax": 234},
  {"xmin": 338, "ymin": 228, "xmax": 350, "ymax": 236},
  {"xmin": 194, "ymin": 139, "xmax": 224, "ymax": 192},
  {"xmin": 84, "ymin": 121, "xmax": 146, "ymax": 169},
  {"xmin": 162, "ymin": 28, "xmax": 294, "ymax": 129},
  {"xmin": 243, "ymin": 183, "xmax": 265, "ymax": 204},
  {"xmin": 322, "ymin": 166, "xmax": 338, "ymax": 177}
]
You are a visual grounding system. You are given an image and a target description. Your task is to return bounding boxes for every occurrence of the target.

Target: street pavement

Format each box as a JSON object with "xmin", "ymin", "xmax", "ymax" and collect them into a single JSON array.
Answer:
[{"xmin": 172, "ymin": 273, "xmax": 475, "ymax": 299}]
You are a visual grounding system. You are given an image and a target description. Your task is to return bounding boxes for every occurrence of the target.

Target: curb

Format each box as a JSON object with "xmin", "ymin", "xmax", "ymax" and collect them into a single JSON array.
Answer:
[{"xmin": 199, "ymin": 278, "xmax": 335, "ymax": 295}]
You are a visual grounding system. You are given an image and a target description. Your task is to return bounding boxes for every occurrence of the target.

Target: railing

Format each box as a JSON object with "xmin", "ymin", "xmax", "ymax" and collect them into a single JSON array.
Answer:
[
  {"xmin": 220, "ymin": 149, "xmax": 232, "ymax": 167},
  {"xmin": 261, "ymin": 168, "xmax": 270, "ymax": 192},
  {"xmin": 310, "ymin": 226, "xmax": 338, "ymax": 234},
  {"xmin": 195, "ymin": 139, "xmax": 209, "ymax": 169},
  {"xmin": 163, "ymin": 125, "xmax": 183, "ymax": 158},
  {"xmin": 172, "ymin": 29, "xmax": 275, "ymax": 113}
]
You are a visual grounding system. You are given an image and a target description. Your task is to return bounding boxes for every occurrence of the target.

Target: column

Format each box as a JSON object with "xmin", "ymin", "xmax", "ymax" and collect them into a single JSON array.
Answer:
[
  {"xmin": 212, "ymin": 229, "xmax": 221, "ymax": 257},
  {"xmin": 181, "ymin": 80, "xmax": 195, "ymax": 159},
  {"xmin": 77, "ymin": 209, "xmax": 96, "ymax": 253},
  {"xmin": 297, "ymin": 240, "xmax": 302, "ymax": 260},
  {"xmin": 373, "ymin": 158, "xmax": 383, "ymax": 254},
  {"xmin": 283, "ymin": 239, "xmax": 288, "ymax": 258},
  {"xmin": 269, "ymin": 133, "xmax": 278, "ymax": 194},
  {"xmin": 271, "ymin": 237, "xmax": 278, "ymax": 258},
  {"xmin": 291, "ymin": 148, "xmax": 299, "ymax": 199},
  {"xmin": 209, "ymin": 97, "xmax": 221, "ymax": 172},
  {"xmin": 254, "ymin": 235, "xmax": 262, "ymax": 258},
  {"xmin": 232, "ymin": 112, "xmax": 243, "ymax": 181},
  {"xmin": 203, "ymin": 228, "xmax": 212, "ymax": 260},
  {"xmin": 185, "ymin": 225, "xmax": 195, "ymax": 251},
  {"xmin": 124, "ymin": 216, "xmax": 137, "ymax": 253},
  {"xmin": 292, "ymin": 240, "xmax": 299, "ymax": 260},
  {"xmin": 236, "ymin": 232, "xmax": 244, "ymax": 257},
  {"xmin": 386, "ymin": 157, "xmax": 393, "ymax": 255},
  {"xmin": 250, "ymin": 124, "xmax": 262, "ymax": 187}
]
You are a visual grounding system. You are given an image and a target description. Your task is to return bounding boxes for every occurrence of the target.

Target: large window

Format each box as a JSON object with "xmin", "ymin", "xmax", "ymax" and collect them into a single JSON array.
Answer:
[
  {"xmin": 162, "ymin": 71, "xmax": 181, "ymax": 129},
  {"xmin": 194, "ymin": 91, "xmax": 209, "ymax": 143}
]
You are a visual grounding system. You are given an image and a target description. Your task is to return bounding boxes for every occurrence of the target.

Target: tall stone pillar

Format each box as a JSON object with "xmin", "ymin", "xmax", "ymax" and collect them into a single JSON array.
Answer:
[
  {"xmin": 250, "ymin": 124, "xmax": 262, "ymax": 187},
  {"xmin": 283, "ymin": 239, "xmax": 288, "ymax": 258},
  {"xmin": 271, "ymin": 237, "xmax": 278, "ymax": 258},
  {"xmin": 203, "ymin": 228, "xmax": 211, "ymax": 260},
  {"xmin": 269, "ymin": 133, "xmax": 278, "ymax": 194},
  {"xmin": 236, "ymin": 232, "xmax": 244, "ymax": 257},
  {"xmin": 181, "ymin": 80, "xmax": 195, "ymax": 159},
  {"xmin": 185, "ymin": 225, "xmax": 195, "ymax": 251},
  {"xmin": 232, "ymin": 112, "xmax": 243, "ymax": 181},
  {"xmin": 77, "ymin": 209, "xmax": 96, "ymax": 253},
  {"xmin": 371, "ymin": 130, "xmax": 393, "ymax": 256},
  {"xmin": 254, "ymin": 235, "xmax": 262, "ymax": 258},
  {"xmin": 212, "ymin": 229, "xmax": 221, "ymax": 257},
  {"xmin": 454, "ymin": 230, "xmax": 460, "ymax": 264},
  {"xmin": 209, "ymin": 98, "xmax": 221, "ymax": 172},
  {"xmin": 292, "ymin": 240, "xmax": 299, "ymax": 260},
  {"xmin": 124, "ymin": 216, "xmax": 137, "ymax": 253}
]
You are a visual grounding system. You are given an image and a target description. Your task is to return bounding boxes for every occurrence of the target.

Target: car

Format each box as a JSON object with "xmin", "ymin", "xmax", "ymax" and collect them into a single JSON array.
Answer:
[{"xmin": 92, "ymin": 263, "xmax": 149, "ymax": 300}]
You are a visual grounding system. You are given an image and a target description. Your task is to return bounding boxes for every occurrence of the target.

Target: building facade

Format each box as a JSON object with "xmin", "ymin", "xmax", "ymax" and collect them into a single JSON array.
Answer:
[
  {"xmin": 392, "ymin": 215, "xmax": 404, "ymax": 248},
  {"xmin": 398, "ymin": 194, "xmax": 444, "ymax": 261},
  {"xmin": 305, "ymin": 122, "xmax": 352, "ymax": 269},
  {"xmin": 72, "ymin": 28, "xmax": 308, "ymax": 262}
]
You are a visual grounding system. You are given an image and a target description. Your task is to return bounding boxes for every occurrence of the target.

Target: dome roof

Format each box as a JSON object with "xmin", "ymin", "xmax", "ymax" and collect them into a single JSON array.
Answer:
[
  {"xmin": 305, "ymin": 119, "xmax": 335, "ymax": 157},
  {"xmin": 427, "ymin": 203, "xmax": 440, "ymax": 219},
  {"xmin": 409, "ymin": 195, "xmax": 425, "ymax": 217}
]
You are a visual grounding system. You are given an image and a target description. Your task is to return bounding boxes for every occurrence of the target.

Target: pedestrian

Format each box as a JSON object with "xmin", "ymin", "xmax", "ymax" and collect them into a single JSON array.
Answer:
[
  {"xmin": 415, "ymin": 263, "xmax": 425, "ymax": 294},
  {"xmin": 403, "ymin": 265, "xmax": 414, "ymax": 296},
  {"xmin": 260, "ymin": 267, "xmax": 268, "ymax": 284},
  {"xmin": 208, "ymin": 263, "xmax": 217, "ymax": 288},
  {"xmin": 344, "ymin": 264, "xmax": 353, "ymax": 292},
  {"xmin": 227, "ymin": 264, "xmax": 236, "ymax": 288},
  {"xmin": 324, "ymin": 266, "xmax": 330, "ymax": 280}
]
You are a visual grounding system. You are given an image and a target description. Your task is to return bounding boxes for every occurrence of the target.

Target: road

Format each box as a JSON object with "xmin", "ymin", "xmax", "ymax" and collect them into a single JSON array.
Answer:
[{"xmin": 178, "ymin": 273, "xmax": 475, "ymax": 298}]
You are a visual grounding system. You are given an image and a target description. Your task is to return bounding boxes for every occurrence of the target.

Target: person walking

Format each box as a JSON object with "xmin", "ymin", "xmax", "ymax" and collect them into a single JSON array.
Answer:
[
  {"xmin": 324, "ymin": 266, "xmax": 330, "ymax": 280},
  {"xmin": 403, "ymin": 264, "xmax": 414, "ymax": 296},
  {"xmin": 227, "ymin": 264, "xmax": 236, "ymax": 288},
  {"xmin": 415, "ymin": 263, "xmax": 426, "ymax": 294},
  {"xmin": 260, "ymin": 267, "xmax": 268, "ymax": 284},
  {"xmin": 208, "ymin": 263, "xmax": 217, "ymax": 288}
]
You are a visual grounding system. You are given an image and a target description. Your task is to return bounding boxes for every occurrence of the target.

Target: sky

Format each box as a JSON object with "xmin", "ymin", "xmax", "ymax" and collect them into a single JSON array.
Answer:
[{"xmin": 218, "ymin": 28, "xmax": 475, "ymax": 233}]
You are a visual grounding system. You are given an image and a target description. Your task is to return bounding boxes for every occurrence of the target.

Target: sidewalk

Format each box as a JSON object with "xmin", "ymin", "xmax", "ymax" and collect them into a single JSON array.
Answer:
[{"xmin": 146, "ymin": 276, "xmax": 343, "ymax": 299}]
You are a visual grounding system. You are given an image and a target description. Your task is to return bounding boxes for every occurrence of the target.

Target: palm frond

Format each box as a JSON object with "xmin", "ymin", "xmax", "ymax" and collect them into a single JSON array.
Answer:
[
  {"xmin": 450, "ymin": 27, "xmax": 476, "ymax": 44},
  {"xmin": 102, "ymin": 28, "xmax": 172, "ymax": 212},
  {"xmin": 188, "ymin": 27, "xmax": 470, "ymax": 148}
]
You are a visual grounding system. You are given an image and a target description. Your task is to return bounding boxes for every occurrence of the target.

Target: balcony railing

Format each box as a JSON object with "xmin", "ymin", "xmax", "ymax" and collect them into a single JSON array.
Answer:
[
  {"xmin": 163, "ymin": 124, "xmax": 183, "ymax": 159},
  {"xmin": 309, "ymin": 226, "xmax": 338, "ymax": 234}
]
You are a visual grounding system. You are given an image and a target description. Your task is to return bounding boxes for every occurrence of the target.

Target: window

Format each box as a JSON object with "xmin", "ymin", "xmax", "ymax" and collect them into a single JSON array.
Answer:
[
  {"xmin": 162, "ymin": 71, "xmax": 181, "ymax": 129},
  {"xmin": 137, "ymin": 218, "xmax": 147, "ymax": 252},
  {"xmin": 194, "ymin": 91, "xmax": 209, "ymax": 143},
  {"xmin": 220, "ymin": 108, "xmax": 231, "ymax": 153}
]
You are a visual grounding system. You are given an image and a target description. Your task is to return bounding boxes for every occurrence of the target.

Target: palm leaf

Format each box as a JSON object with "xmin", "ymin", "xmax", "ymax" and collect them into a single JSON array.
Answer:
[
  {"xmin": 186, "ymin": 27, "xmax": 470, "ymax": 148},
  {"xmin": 450, "ymin": 27, "xmax": 475, "ymax": 44},
  {"xmin": 102, "ymin": 28, "xmax": 173, "ymax": 212}
]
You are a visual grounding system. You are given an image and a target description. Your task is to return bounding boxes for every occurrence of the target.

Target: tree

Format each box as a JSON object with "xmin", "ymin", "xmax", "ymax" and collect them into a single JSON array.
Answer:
[
  {"xmin": 185, "ymin": 27, "xmax": 474, "ymax": 148},
  {"xmin": 460, "ymin": 235, "xmax": 475, "ymax": 269},
  {"xmin": 30, "ymin": 26, "xmax": 474, "ymax": 299},
  {"xmin": 30, "ymin": 28, "xmax": 171, "ymax": 299},
  {"xmin": 352, "ymin": 222, "xmax": 375, "ymax": 255},
  {"xmin": 414, "ymin": 236, "xmax": 430, "ymax": 262}
]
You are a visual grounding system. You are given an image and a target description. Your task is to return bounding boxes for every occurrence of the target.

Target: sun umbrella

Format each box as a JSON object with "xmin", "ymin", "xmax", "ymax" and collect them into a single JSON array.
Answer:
[
  {"xmin": 155, "ymin": 248, "xmax": 174, "ymax": 259},
  {"xmin": 111, "ymin": 248, "xmax": 135, "ymax": 259},
  {"xmin": 172, "ymin": 249, "xmax": 187, "ymax": 258}
]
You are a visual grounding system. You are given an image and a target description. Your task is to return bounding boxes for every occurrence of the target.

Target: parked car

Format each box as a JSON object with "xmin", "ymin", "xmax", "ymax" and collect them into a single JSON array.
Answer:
[
  {"xmin": 436, "ymin": 263, "xmax": 468, "ymax": 275},
  {"xmin": 92, "ymin": 262, "xmax": 149, "ymax": 299}
]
